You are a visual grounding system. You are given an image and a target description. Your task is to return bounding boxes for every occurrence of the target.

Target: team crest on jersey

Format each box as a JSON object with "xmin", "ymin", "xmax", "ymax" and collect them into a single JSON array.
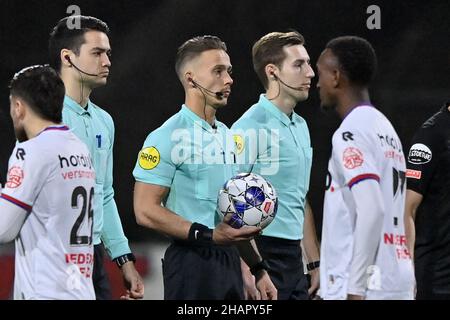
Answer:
[
  {"xmin": 139, "ymin": 147, "xmax": 160, "ymax": 170},
  {"xmin": 6, "ymin": 166, "xmax": 24, "ymax": 188},
  {"xmin": 408, "ymin": 143, "xmax": 432, "ymax": 164},
  {"xmin": 343, "ymin": 147, "xmax": 364, "ymax": 169},
  {"xmin": 233, "ymin": 135, "xmax": 244, "ymax": 154}
]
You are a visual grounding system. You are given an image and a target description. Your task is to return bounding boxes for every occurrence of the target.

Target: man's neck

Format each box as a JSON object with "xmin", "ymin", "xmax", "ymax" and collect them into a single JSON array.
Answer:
[
  {"xmin": 265, "ymin": 88, "xmax": 296, "ymax": 116},
  {"xmin": 61, "ymin": 73, "xmax": 92, "ymax": 108},
  {"xmin": 25, "ymin": 119, "xmax": 60, "ymax": 139},
  {"xmin": 185, "ymin": 96, "xmax": 216, "ymax": 126},
  {"xmin": 336, "ymin": 89, "xmax": 370, "ymax": 119}
]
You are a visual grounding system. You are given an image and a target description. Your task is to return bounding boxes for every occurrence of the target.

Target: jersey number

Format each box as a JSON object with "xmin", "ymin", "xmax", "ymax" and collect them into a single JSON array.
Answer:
[{"xmin": 70, "ymin": 186, "xmax": 94, "ymax": 246}]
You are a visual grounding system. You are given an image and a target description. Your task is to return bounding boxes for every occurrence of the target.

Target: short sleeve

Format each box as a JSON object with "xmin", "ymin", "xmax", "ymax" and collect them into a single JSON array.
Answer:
[
  {"xmin": 231, "ymin": 118, "xmax": 261, "ymax": 174},
  {"xmin": 332, "ymin": 129, "xmax": 380, "ymax": 188},
  {"xmin": 406, "ymin": 125, "xmax": 441, "ymax": 195},
  {"xmin": 1, "ymin": 143, "xmax": 49, "ymax": 211},
  {"xmin": 133, "ymin": 129, "xmax": 176, "ymax": 188}
]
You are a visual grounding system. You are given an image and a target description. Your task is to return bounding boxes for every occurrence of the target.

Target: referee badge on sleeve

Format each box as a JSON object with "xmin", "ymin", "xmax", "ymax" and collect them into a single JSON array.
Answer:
[
  {"xmin": 138, "ymin": 147, "xmax": 160, "ymax": 170},
  {"xmin": 233, "ymin": 135, "xmax": 244, "ymax": 155}
]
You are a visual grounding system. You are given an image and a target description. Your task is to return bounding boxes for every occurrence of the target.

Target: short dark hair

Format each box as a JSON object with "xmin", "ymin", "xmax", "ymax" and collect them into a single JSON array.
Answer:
[
  {"xmin": 252, "ymin": 31, "xmax": 305, "ymax": 89},
  {"xmin": 326, "ymin": 36, "xmax": 377, "ymax": 86},
  {"xmin": 175, "ymin": 35, "xmax": 227, "ymax": 78},
  {"xmin": 9, "ymin": 65, "xmax": 65, "ymax": 123},
  {"xmin": 49, "ymin": 15, "xmax": 109, "ymax": 71}
]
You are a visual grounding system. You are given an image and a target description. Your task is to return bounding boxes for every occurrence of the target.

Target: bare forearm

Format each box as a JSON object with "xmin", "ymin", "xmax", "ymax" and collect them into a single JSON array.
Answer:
[
  {"xmin": 134, "ymin": 182, "xmax": 193, "ymax": 240},
  {"xmin": 135, "ymin": 203, "xmax": 191, "ymax": 240},
  {"xmin": 404, "ymin": 189, "xmax": 422, "ymax": 260}
]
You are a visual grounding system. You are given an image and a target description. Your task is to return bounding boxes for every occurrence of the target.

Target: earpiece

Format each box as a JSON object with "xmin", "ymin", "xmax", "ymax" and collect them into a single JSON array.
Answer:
[
  {"xmin": 188, "ymin": 77, "xmax": 196, "ymax": 87},
  {"xmin": 63, "ymin": 55, "xmax": 99, "ymax": 77}
]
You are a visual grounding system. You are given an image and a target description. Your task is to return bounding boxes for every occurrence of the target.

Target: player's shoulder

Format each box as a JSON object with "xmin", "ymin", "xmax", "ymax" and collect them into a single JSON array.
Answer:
[
  {"xmin": 14, "ymin": 133, "xmax": 58, "ymax": 165},
  {"xmin": 345, "ymin": 105, "xmax": 382, "ymax": 124},
  {"xmin": 333, "ymin": 107, "xmax": 380, "ymax": 144},
  {"xmin": 418, "ymin": 103, "xmax": 449, "ymax": 134},
  {"xmin": 159, "ymin": 111, "xmax": 186, "ymax": 132},
  {"xmin": 343, "ymin": 106, "xmax": 388, "ymax": 131},
  {"xmin": 142, "ymin": 113, "xmax": 183, "ymax": 147},
  {"xmin": 410, "ymin": 106, "xmax": 449, "ymax": 150},
  {"xmin": 232, "ymin": 103, "xmax": 265, "ymax": 130}
]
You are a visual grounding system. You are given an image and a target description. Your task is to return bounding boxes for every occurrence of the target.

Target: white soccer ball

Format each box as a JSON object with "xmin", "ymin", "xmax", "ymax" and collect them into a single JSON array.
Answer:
[{"xmin": 217, "ymin": 172, "xmax": 278, "ymax": 229}]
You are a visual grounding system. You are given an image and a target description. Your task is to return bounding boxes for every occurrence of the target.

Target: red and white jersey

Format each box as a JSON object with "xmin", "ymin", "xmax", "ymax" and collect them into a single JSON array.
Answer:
[
  {"xmin": 320, "ymin": 106, "xmax": 414, "ymax": 300},
  {"xmin": 1, "ymin": 126, "xmax": 95, "ymax": 300}
]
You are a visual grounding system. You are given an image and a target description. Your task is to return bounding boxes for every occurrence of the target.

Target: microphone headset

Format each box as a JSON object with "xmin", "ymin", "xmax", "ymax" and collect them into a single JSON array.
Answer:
[
  {"xmin": 65, "ymin": 55, "xmax": 99, "ymax": 77},
  {"xmin": 267, "ymin": 72, "xmax": 307, "ymax": 101},
  {"xmin": 189, "ymin": 78, "xmax": 224, "ymax": 100},
  {"xmin": 271, "ymin": 73, "xmax": 305, "ymax": 91},
  {"xmin": 188, "ymin": 77, "xmax": 223, "ymax": 129}
]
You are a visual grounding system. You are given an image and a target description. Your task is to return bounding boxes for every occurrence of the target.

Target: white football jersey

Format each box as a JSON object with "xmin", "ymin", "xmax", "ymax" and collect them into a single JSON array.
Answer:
[
  {"xmin": 1, "ymin": 126, "xmax": 95, "ymax": 300},
  {"xmin": 320, "ymin": 106, "xmax": 414, "ymax": 300}
]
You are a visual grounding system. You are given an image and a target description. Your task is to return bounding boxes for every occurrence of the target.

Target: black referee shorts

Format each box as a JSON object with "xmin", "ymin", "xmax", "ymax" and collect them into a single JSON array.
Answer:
[
  {"xmin": 255, "ymin": 235, "xmax": 308, "ymax": 300},
  {"xmin": 163, "ymin": 240, "xmax": 244, "ymax": 300}
]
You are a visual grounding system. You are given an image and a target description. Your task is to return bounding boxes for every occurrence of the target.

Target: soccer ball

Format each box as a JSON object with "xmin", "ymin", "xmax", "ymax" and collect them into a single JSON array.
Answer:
[{"xmin": 217, "ymin": 173, "xmax": 278, "ymax": 229}]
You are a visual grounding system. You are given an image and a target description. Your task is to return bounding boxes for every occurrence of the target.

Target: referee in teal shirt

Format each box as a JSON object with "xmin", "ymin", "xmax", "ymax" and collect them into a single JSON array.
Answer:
[
  {"xmin": 49, "ymin": 16, "xmax": 144, "ymax": 299},
  {"xmin": 232, "ymin": 31, "xmax": 320, "ymax": 300},
  {"xmin": 133, "ymin": 35, "xmax": 277, "ymax": 300}
]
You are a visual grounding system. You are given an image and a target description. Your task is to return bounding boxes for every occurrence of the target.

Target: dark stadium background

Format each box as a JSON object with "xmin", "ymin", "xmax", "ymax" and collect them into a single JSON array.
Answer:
[{"xmin": 0, "ymin": 0, "xmax": 448, "ymax": 242}]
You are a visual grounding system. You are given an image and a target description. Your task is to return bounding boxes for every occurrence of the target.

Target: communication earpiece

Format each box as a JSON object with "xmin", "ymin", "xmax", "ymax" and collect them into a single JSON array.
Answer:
[
  {"xmin": 63, "ymin": 55, "xmax": 99, "ymax": 77},
  {"xmin": 188, "ymin": 77, "xmax": 196, "ymax": 87},
  {"xmin": 188, "ymin": 78, "xmax": 223, "ymax": 100},
  {"xmin": 269, "ymin": 70, "xmax": 305, "ymax": 92}
]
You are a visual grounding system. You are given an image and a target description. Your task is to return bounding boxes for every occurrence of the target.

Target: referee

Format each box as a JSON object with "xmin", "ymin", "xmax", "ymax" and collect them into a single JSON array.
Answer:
[
  {"xmin": 133, "ymin": 35, "xmax": 277, "ymax": 300},
  {"xmin": 49, "ymin": 16, "xmax": 143, "ymax": 299},
  {"xmin": 405, "ymin": 101, "xmax": 450, "ymax": 299}
]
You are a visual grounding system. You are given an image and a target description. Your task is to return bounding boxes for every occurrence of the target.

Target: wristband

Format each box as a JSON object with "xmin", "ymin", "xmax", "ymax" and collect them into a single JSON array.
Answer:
[
  {"xmin": 114, "ymin": 253, "xmax": 136, "ymax": 268},
  {"xmin": 250, "ymin": 259, "xmax": 270, "ymax": 276},
  {"xmin": 188, "ymin": 223, "xmax": 213, "ymax": 243},
  {"xmin": 307, "ymin": 260, "xmax": 320, "ymax": 271}
]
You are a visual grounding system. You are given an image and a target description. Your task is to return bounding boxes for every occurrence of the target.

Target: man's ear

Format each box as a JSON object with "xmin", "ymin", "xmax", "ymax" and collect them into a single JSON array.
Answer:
[
  {"xmin": 265, "ymin": 64, "xmax": 278, "ymax": 80},
  {"xmin": 185, "ymin": 72, "xmax": 195, "ymax": 87},
  {"xmin": 12, "ymin": 97, "xmax": 26, "ymax": 120},
  {"xmin": 333, "ymin": 68, "xmax": 341, "ymax": 88}
]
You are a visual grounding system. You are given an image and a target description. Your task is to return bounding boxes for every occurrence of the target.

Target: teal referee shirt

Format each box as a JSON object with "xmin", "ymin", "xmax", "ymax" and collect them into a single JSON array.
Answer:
[
  {"xmin": 232, "ymin": 95, "xmax": 312, "ymax": 240},
  {"xmin": 133, "ymin": 105, "xmax": 236, "ymax": 229},
  {"xmin": 62, "ymin": 96, "xmax": 130, "ymax": 259}
]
